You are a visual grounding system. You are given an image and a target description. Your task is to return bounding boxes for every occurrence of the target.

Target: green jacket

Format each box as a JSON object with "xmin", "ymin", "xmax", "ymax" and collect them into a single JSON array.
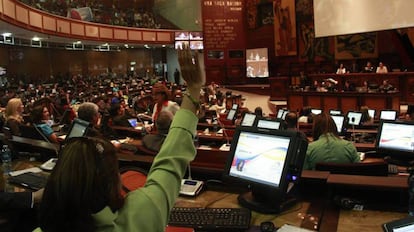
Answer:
[
  {"xmin": 34, "ymin": 109, "xmax": 198, "ymax": 232},
  {"xmin": 303, "ymin": 133, "xmax": 360, "ymax": 170}
]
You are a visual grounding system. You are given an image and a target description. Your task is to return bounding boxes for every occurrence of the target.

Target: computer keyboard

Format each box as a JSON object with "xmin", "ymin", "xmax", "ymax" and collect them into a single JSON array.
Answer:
[{"xmin": 168, "ymin": 207, "xmax": 251, "ymax": 231}]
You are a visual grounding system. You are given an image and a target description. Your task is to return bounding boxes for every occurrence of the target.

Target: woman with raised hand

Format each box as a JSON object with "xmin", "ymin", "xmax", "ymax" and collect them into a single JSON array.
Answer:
[{"xmin": 36, "ymin": 46, "xmax": 204, "ymax": 232}]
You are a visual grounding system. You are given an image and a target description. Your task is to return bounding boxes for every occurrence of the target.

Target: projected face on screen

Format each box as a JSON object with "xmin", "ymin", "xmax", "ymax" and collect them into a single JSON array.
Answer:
[
  {"xmin": 378, "ymin": 122, "xmax": 414, "ymax": 152},
  {"xmin": 229, "ymin": 132, "xmax": 290, "ymax": 187}
]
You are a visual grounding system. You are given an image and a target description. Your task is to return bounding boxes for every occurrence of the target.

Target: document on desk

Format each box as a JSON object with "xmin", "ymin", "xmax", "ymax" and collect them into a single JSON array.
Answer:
[
  {"xmin": 9, "ymin": 167, "xmax": 42, "ymax": 177},
  {"xmin": 277, "ymin": 224, "xmax": 315, "ymax": 232},
  {"xmin": 198, "ymin": 145, "xmax": 212, "ymax": 150}
]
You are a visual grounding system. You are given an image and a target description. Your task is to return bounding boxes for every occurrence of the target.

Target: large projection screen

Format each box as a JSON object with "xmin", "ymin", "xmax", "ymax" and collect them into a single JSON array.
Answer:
[{"xmin": 314, "ymin": 0, "xmax": 414, "ymax": 38}]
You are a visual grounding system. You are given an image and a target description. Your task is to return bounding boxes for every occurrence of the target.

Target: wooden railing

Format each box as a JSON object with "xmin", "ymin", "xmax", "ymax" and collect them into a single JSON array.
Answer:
[{"xmin": 0, "ymin": 0, "xmax": 175, "ymax": 44}]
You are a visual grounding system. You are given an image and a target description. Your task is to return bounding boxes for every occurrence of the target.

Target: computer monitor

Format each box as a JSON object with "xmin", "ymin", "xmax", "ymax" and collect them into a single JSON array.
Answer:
[
  {"xmin": 311, "ymin": 109, "xmax": 322, "ymax": 115},
  {"xmin": 375, "ymin": 120, "xmax": 414, "ymax": 158},
  {"xmin": 128, "ymin": 118, "xmax": 138, "ymax": 127},
  {"xmin": 255, "ymin": 118, "xmax": 282, "ymax": 130},
  {"xmin": 346, "ymin": 111, "xmax": 362, "ymax": 126},
  {"xmin": 65, "ymin": 118, "xmax": 90, "ymax": 141},
  {"xmin": 331, "ymin": 115, "xmax": 345, "ymax": 133},
  {"xmin": 232, "ymin": 103, "xmax": 239, "ymax": 110},
  {"xmin": 379, "ymin": 110, "xmax": 398, "ymax": 121},
  {"xmin": 276, "ymin": 109, "xmax": 286, "ymax": 119},
  {"xmin": 223, "ymin": 127, "xmax": 308, "ymax": 214},
  {"xmin": 281, "ymin": 110, "xmax": 289, "ymax": 120},
  {"xmin": 226, "ymin": 109, "xmax": 237, "ymax": 121},
  {"xmin": 368, "ymin": 109, "xmax": 376, "ymax": 119},
  {"xmin": 329, "ymin": 109, "xmax": 342, "ymax": 115},
  {"xmin": 241, "ymin": 113, "xmax": 257, "ymax": 127}
]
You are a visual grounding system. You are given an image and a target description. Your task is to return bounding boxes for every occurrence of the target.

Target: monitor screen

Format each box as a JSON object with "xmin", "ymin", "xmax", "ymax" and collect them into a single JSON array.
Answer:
[
  {"xmin": 347, "ymin": 111, "xmax": 362, "ymax": 126},
  {"xmin": 376, "ymin": 121, "xmax": 414, "ymax": 153},
  {"xmin": 228, "ymin": 131, "xmax": 291, "ymax": 187},
  {"xmin": 241, "ymin": 113, "xmax": 256, "ymax": 127},
  {"xmin": 232, "ymin": 103, "xmax": 238, "ymax": 110},
  {"xmin": 246, "ymin": 48, "xmax": 269, "ymax": 78},
  {"xmin": 227, "ymin": 109, "xmax": 237, "ymax": 121},
  {"xmin": 380, "ymin": 110, "xmax": 397, "ymax": 120},
  {"xmin": 331, "ymin": 115, "xmax": 345, "ymax": 133},
  {"xmin": 276, "ymin": 109, "xmax": 286, "ymax": 119},
  {"xmin": 329, "ymin": 109, "xmax": 342, "ymax": 115},
  {"xmin": 128, "ymin": 118, "xmax": 137, "ymax": 127},
  {"xmin": 311, "ymin": 109, "xmax": 322, "ymax": 115},
  {"xmin": 368, "ymin": 109, "xmax": 376, "ymax": 119},
  {"xmin": 66, "ymin": 119, "xmax": 89, "ymax": 140},
  {"xmin": 257, "ymin": 120, "xmax": 281, "ymax": 130}
]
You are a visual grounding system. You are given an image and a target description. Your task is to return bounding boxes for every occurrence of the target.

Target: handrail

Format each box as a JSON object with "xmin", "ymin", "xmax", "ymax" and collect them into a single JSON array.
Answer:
[{"xmin": 0, "ymin": 0, "xmax": 175, "ymax": 44}]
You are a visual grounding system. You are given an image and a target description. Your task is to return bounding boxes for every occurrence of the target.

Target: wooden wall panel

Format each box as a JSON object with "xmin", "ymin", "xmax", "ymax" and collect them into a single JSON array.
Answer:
[
  {"xmin": 15, "ymin": 5, "xmax": 28, "ymax": 24},
  {"xmin": 3, "ymin": 0, "xmax": 15, "ymax": 18},
  {"xmin": 29, "ymin": 11, "xmax": 42, "ymax": 28},
  {"xmin": 43, "ymin": 16, "xmax": 56, "ymax": 31}
]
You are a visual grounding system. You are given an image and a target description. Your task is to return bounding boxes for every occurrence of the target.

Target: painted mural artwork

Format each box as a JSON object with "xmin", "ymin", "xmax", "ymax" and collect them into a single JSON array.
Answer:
[
  {"xmin": 335, "ymin": 32, "xmax": 378, "ymax": 59},
  {"xmin": 273, "ymin": 0, "xmax": 297, "ymax": 56},
  {"xmin": 296, "ymin": 0, "xmax": 333, "ymax": 62}
]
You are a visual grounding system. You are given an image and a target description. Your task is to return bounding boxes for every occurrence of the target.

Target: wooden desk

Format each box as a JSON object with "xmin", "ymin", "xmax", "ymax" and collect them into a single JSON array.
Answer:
[
  {"xmin": 327, "ymin": 174, "xmax": 408, "ymax": 189},
  {"xmin": 175, "ymin": 189, "xmax": 407, "ymax": 232}
]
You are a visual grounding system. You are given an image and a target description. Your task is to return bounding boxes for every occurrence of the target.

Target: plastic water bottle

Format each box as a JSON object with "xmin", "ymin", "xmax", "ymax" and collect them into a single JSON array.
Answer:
[
  {"xmin": 1, "ymin": 144, "xmax": 12, "ymax": 175},
  {"xmin": 408, "ymin": 168, "xmax": 414, "ymax": 215}
]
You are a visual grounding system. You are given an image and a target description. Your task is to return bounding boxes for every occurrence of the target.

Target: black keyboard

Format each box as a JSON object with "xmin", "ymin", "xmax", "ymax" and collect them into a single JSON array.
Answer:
[{"xmin": 168, "ymin": 207, "xmax": 251, "ymax": 231}]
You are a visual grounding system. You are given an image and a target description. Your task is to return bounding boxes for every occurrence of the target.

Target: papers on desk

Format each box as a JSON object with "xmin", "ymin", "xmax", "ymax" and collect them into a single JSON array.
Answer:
[
  {"xmin": 217, "ymin": 128, "xmax": 223, "ymax": 134},
  {"xmin": 277, "ymin": 224, "xmax": 315, "ymax": 232},
  {"xmin": 198, "ymin": 145, "xmax": 212, "ymax": 150},
  {"xmin": 219, "ymin": 143, "xmax": 231, "ymax": 151},
  {"xmin": 58, "ymin": 134, "xmax": 67, "ymax": 140},
  {"xmin": 9, "ymin": 167, "xmax": 42, "ymax": 177}
]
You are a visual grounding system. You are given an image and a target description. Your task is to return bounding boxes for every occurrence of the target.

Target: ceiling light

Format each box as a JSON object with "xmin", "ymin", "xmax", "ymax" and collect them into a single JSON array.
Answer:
[
  {"xmin": 2, "ymin": 32, "xmax": 12, "ymax": 37},
  {"xmin": 162, "ymin": 45, "xmax": 166, "ymax": 47},
  {"xmin": 32, "ymin": 36, "xmax": 40, "ymax": 41},
  {"xmin": 124, "ymin": 44, "xmax": 129, "ymax": 48},
  {"xmin": 74, "ymin": 41, "xmax": 82, "ymax": 44}
]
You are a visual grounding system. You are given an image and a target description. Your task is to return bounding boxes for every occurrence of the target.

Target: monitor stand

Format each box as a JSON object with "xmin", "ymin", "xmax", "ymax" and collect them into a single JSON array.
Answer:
[{"xmin": 238, "ymin": 191, "xmax": 297, "ymax": 214}]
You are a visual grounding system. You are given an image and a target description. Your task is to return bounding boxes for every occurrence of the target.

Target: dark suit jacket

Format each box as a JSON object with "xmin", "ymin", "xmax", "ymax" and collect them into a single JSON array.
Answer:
[{"xmin": 142, "ymin": 134, "xmax": 167, "ymax": 152}]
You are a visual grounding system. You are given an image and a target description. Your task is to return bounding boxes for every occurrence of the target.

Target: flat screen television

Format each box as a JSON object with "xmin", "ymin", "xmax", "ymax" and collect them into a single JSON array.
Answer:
[
  {"xmin": 375, "ymin": 120, "xmax": 414, "ymax": 158},
  {"xmin": 223, "ymin": 127, "xmax": 308, "ymax": 213},
  {"xmin": 380, "ymin": 110, "xmax": 398, "ymax": 121},
  {"xmin": 368, "ymin": 109, "xmax": 376, "ymax": 119},
  {"xmin": 246, "ymin": 48, "xmax": 269, "ymax": 78},
  {"xmin": 241, "ymin": 113, "xmax": 257, "ymax": 127},
  {"xmin": 331, "ymin": 115, "xmax": 345, "ymax": 133},
  {"xmin": 64, "ymin": 118, "xmax": 90, "ymax": 142},
  {"xmin": 329, "ymin": 109, "xmax": 342, "ymax": 115},
  {"xmin": 226, "ymin": 109, "xmax": 237, "ymax": 121},
  {"xmin": 311, "ymin": 109, "xmax": 322, "ymax": 115},
  {"xmin": 276, "ymin": 109, "xmax": 288, "ymax": 119},
  {"xmin": 346, "ymin": 111, "xmax": 362, "ymax": 126},
  {"xmin": 256, "ymin": 118, "xmax": 281, "ymax": 130}
]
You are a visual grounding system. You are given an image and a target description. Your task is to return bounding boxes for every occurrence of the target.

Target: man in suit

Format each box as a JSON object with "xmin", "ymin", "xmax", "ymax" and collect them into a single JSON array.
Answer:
[{"xmin": 142, "ymin": 111, "xmax": 173, "ymax": 152}]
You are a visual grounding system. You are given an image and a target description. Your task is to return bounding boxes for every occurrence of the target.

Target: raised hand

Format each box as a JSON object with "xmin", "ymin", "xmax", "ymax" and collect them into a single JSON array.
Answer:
[{"xmin": 177, "ymin": 46, "xmax": 205, "ymax": 89}]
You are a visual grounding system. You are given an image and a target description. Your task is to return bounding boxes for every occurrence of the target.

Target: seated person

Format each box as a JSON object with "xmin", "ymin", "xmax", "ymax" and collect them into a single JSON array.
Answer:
[
  {"xmin": 376, "ymin": 62, "xmax": 388, "ymax": 73},
  {"xmin": 303, "ymin": 113, "xmax": 360, "ymax": 170},
  {"xmin": 360, "ymin": 106, "xmax": 374, "ymax": 125},
  {"xmin": 298, "ymin": 106, "xmax": 313, "ymax": 123},
  {"xmin": 254, "ymin": 107, "xmax": 263, "ymax": 117},
  {"xmin": 142, "ymin": 111, "xmax": 173, "ymax": 152},
  {"xmin": 109, "ymin": 103, "xmax": 131, "ymax": 127},
  {"xmin": 362, "ymin": 61, "xmax": 374, "ymax": 73},
  {"xmin": 30, "ymin": 105, "xmax": 59, "ymax": 143},
  {"xmin": 379, "ymin": 80, "xmax": 394, "ymax": 92},
  {"xmin": 285, "ymin": 111, "xmax": 307, "ymax": 140},
  {"xmin": 336, "ymin": 63, "xmax": 346, "ymax": 74},
  {"xmin": 151, "ymin": 83, "xmax": 180, "ymax": 123},
  {"xmin": 77, "ymin": 102, "xmax": 103, "ymax": 138},
  {"xmin": 4, "ymin": 98, "xmax": 25, "ymax": 136},
  {"xmin": 343, "ymin": 80, "xmax": 355, "ymax": 92},
  {"xmin": 208, "ymin": 98, "xmax": 225, "ymax": 116}
]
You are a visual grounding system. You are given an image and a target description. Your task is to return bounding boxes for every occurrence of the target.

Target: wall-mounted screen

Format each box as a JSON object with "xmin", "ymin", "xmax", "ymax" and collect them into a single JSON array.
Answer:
[{"xmin": 246, "ymin": 48, "xmax": 269, "ymax": 78}]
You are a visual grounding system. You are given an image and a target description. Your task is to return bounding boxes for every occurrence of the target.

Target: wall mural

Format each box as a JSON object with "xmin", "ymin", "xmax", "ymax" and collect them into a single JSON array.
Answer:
[
  {"xmin": 335, "ymin": 32, "xmax": 378, "ymax": 59},
  {"xmin": 273, "ymin": 0, "xmax": 297, "ymax": 56},
  {"xmin": 296, "ymin": 0, "xmax": 333, "ymax": 62}
]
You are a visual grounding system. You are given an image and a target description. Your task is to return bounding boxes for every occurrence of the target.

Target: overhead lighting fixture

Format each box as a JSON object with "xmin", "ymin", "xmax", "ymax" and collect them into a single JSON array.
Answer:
[
  {"xmin": 162, "ymin": 44, "xmax": 166, "ymax": 47},
  {"xmin": 124, "ymin": 44, "xmax": 129, "ymax": 48},
  {"xmin": 32, "ymin": 36, "xmax": 40, "ymax": 41},
  {"xmin": 74, "ymin": 41, "xmax": 82, "ymax": 44},
  {"xmin": 144, "ymin": 44, "xmax": 150, "ymax": 49},
  {"xmin": 2, "ymin": 32, "xmax": 12, "ymax": 37}
]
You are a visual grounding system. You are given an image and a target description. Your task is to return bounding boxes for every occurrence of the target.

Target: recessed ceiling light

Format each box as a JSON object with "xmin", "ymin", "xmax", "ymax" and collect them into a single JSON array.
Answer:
[
  {"xmin": 32, "ymin": 36, "xmax": 40, "ymax": 41},
  {"xmin": 2, "ymin": 32, "xmax": 12, "ymax": 37},
  {"xmin": 74, "ymin": 41, "xmax": 82, "ymax": 44},
  {"xmin": 162, "ymin": 45, "xmax": 166, "ymax": 47},
  {"xmin": 124, "ymin": 44, "xmax": 129, "ymax": 48}
]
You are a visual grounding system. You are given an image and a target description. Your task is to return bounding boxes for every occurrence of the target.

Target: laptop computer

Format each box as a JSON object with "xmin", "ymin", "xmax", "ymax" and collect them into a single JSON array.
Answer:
[
  {"xmin": 8, "ymin": 172, "xmax": 48, "ymax": 190},
  {"xmin": 128, "ymin": 118, "xmax": 143, "ymax": 130},
  {"xmin": 383, "ymin": 216, "xmax": 414, "ymax": 232}
]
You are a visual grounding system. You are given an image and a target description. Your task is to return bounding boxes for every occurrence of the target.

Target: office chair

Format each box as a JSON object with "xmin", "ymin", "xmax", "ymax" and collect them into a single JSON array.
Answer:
[
  {"xmin": 120, "ymin": 166, "xmax": 148, "ymax": 197},
  {"xmin": 315, "ymin": 161, "xmax": 388, "ymax": 176}
]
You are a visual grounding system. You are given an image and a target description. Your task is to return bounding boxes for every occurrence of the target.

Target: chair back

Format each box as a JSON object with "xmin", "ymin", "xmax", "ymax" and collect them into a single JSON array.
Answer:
[{"xmin": 120, "ymin": 166, "xmax": 148, "ymax": 197}]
